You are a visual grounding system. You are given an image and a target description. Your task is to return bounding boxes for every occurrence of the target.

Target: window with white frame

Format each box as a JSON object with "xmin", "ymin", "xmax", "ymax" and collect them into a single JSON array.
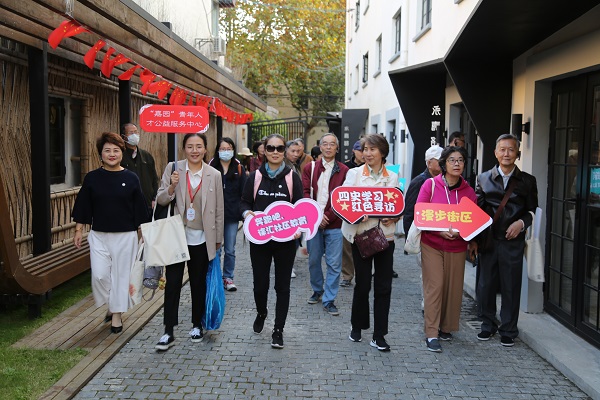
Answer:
[
  {"xmin": 362, "ymin": 53, "xmax": 369, "ymax": 83},
  {"xmin": 420, "ymin": 0, "xmax": 431, "ymax": 30},
  {"xmin": 354, "ymin": 64, "xmax": 359, "ymax": 93},
  {"xmin": 355, "ymin": 1, "xmax": 360, "ymax": 29},
  {"xmin": 394, "ymin": 11, "xmax": 401, "ymax": 54}
]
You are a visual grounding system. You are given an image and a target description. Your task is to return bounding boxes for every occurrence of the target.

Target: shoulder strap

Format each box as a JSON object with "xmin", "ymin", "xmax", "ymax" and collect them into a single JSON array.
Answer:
[
  {"xmin": 238, "ymin": 163, "xmax": 242, "ymax": 176},
  {"xmin": 254, "ymin": 169, "xmax": 294, "ymax": 201},
  {"xmin": 253, "ymin": 170, "xmax": 262, "ymax": 200},
  {"xmin": 493, "ymin": 178, "xmax": 517, "ymax": 223},
  {"xmin": 310, "ymin": 161, "xmax": 315, "ymax": 199},
  {"xmin": 430, "ymin": 177, "xmax": 435, "ymax": 201},
  {"xmin": 285, "ymin": 170, "xmax": 294, "ymax": 201}
]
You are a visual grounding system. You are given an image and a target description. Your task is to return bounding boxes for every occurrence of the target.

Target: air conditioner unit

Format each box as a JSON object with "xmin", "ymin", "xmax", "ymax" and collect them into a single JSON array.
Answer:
[{"xmin": 212, "ymin": 37, "xmax": 226, "ymax": 54}]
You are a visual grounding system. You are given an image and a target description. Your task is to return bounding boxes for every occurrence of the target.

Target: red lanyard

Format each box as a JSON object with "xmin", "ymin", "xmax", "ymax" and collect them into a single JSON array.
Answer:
[{"xmin": 186, "ymin": 171, "xmax": 202, "ymax": 203}]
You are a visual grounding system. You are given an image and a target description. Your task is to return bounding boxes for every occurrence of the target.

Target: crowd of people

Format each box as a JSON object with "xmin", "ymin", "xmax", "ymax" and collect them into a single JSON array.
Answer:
[{"xmin": 72, "ymin": 127, "xmax": 537, "ymax": 354}]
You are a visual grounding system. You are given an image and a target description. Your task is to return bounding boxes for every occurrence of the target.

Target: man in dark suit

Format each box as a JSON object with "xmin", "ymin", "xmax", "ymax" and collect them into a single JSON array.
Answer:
[
  {"xmin": 120, "ymin": 123, "xmax": 159, "ymax": 216},
  {"xmin": 475, "ymin": 134, "xmax": 538, "ymax": 347}
]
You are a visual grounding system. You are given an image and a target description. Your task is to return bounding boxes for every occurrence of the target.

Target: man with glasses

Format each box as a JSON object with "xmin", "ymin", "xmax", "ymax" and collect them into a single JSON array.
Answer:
[
  {"xmin": 302, "ymin": 133, "xmax": 349, "ymax": 315},
  {"xmin": 475, "ymin": 134, "xmax": 538, "ymax": 347}
]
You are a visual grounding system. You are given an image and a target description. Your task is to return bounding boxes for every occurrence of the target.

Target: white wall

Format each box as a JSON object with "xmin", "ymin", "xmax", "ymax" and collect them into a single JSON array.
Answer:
[
  {"xmin": 130, "ymin": 0, "xmax": 217, "ymax": 49},
  {"xmin": 345, "ymin": 0, "xmax": 477, "ymax": 171}
]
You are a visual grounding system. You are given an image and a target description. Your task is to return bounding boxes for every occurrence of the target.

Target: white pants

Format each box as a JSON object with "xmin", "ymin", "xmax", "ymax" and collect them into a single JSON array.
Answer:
[{"xmin": 88, "ymin": 230, "xmax": 138, "ymax": 312}]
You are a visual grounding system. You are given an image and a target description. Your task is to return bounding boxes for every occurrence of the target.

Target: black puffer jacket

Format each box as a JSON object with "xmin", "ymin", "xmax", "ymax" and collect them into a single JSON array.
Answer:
[{"xmin": 476, "ymin": 165, "xmax": 538, "ymax": 241}]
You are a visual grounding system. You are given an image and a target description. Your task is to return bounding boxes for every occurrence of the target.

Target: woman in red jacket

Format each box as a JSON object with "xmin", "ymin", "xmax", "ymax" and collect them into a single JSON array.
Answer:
[{"xmin": 416, "ymin": 146, "xmax": 477, "ymax": 353}]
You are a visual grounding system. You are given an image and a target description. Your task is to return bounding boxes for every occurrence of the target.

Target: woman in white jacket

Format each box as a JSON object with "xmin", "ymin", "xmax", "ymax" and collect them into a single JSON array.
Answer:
[{"xmin": 342, "ymin": 134, "xmax": 400, "ymax": 352}]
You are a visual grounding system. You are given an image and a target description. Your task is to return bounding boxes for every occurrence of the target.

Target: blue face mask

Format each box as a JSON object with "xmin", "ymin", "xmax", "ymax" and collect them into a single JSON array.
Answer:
[{"xmin": 218, "ymin": 150, "xmax": 234, "ymax": 161}]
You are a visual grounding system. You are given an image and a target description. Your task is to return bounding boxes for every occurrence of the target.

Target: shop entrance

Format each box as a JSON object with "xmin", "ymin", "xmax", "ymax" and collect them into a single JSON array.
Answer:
[{"xmin": 547, "ymin": 71, "xmax": 600, "ymax": 347}]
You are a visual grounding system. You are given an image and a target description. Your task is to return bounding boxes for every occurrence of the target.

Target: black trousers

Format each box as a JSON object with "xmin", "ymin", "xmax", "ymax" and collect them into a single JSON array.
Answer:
[
  {"xmin": 351, "ymin": 241, "xmax": 395, "ymax": 339},
  {"xmin": 250, "ymin": 240, "xmax": 296, "ymax": 330},
  {"xmin": 163, "ymin": 243, "xmax": 209, "ymax": 333},
  {"xmin": 477, "ymin": 239, "xmax": 525, "ymax": 338}
]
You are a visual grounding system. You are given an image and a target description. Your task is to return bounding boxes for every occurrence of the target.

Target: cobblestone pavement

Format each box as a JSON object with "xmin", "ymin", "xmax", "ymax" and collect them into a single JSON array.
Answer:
[{"xmin": 75, "ymin": 231, "xmax": 589, "ymax": 399}]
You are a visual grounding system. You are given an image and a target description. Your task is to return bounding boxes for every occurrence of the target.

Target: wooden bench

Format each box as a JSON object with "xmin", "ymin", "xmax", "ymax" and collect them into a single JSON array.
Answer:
[{"xmin": 0, "ymin": 173, "xmax": 90, "ymax": 318}]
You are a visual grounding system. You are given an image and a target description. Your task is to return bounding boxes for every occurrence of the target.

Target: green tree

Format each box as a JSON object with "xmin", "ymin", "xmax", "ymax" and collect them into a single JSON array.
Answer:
[{"xmin": 222, "ymin": 0, "xmax": 346, "ymax": 117}]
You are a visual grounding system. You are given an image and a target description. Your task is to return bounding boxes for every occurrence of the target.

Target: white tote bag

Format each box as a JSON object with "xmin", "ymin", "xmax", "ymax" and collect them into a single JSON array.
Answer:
[
  {"xmin": 525, "ymin": 207, "xmax": 545, "ymax": 282},
  {"xmin": 140, "ymin": 203, "xmax": 190, "ymax": 267},
  {"xmin": 403, "ymin": 178, "xmax": 435, "ymax": 255},
  {"xmin": 129, "ymin": 240, "xmax": 144, "ymax": 307},
  {"xmin": 404, "ymin": 222, "xmax": 422, "ymax": 254}
]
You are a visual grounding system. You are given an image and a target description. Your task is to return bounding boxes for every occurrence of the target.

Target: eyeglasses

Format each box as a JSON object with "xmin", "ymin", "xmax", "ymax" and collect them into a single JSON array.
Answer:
[
  {"xmin": 447, "ymin": 158, "xmax": 465, "ymax": 165},
  {"xmin": 265, "ymin": 145, "xmax": 286, "ymax": 153}
]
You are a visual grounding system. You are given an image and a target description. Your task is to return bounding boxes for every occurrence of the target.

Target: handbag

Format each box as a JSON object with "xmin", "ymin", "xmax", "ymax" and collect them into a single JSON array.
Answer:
[
  {"xmin": 141, "ymin": 202, "xmax": 190, "ymax": 267},
  {"xmin": 404, "ymin": 222, "xmax": 421, "ymax": 254},
  {"xmin": 354, "ymin": 221, "xmax": 390, "ymax": 259},
  {"xmin": 129, "ymin": 240, "xmax": 144, "ymax": 307},
  {"xmin": 202, "ymin": 256, "xmax": 226, "ymax": 331},
  {"xmin": 403, "ymin": 178, "xmax": 435, "ymax": 254},
  {"xmin": 142, "ymin": 265, "xmax": 164, "ymax": 301}
]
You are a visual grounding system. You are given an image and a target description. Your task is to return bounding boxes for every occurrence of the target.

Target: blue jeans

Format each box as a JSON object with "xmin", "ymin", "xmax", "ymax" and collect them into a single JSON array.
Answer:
[
  {"xmin": 217, "ymin": 221, "xmax": 239, "ymax": 280},
  {"xmin": 307, "ymin": 228, "xmax": 343, "ymax": 305}
]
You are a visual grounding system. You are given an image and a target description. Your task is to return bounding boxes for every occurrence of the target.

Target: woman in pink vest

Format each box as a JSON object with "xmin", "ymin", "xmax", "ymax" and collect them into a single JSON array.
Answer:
[{"xmin": 416, "ymin": 146, "xmax": 477, "ymax": 353}]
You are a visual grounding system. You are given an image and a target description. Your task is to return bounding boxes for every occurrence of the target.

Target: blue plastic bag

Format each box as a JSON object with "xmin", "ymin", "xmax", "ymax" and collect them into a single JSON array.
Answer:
[{"xmin": 202, "ymin": 256, "xmax": 226, "ymax": 330}]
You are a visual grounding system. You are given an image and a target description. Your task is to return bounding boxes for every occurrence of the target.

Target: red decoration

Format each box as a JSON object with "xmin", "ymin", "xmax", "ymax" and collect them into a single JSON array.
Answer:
[
  {"xmin": 46, "ymin": 18, "xmax": 254, "ymax": 125},
  {"xmin": 139, "ymin": 68, "xmax": 157, "ymax": 95},
  {"xmin": 48, "ymin": 20, "xmax": 88, "ymax": 49},
  {"xmin": 148, "ymin": 80, "xmax": 173, "ymax": 100},
  {"xmin": 139, "ymin": 105, "xmax": 210, "ymax": 133},
  {"xmin": 84, "ymin": 40, "xmax": 106, "ymax": 69},
  {"xmin": 100, "ymin": 47, "xmax": 116, "ymax": 77},
  {"xmin": 169, "ymin": 87, "xmax": 188, "ymax": 105},
  {"xmin": 118, "ymin": 65, "xmax": 141, "ymax": 81},
  {"xmin": 331, "ymin": 187, "xmax": 404, "ymax": 224},
  {"xmin": 414, "ymin": 197, "xmax": 492, "ymax": 241}
]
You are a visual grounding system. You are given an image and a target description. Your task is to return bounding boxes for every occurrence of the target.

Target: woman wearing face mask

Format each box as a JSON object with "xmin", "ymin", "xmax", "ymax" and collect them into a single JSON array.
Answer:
[
  {"xmin": 154, "ymin": 133, "xmax": 224, "ymax": 351},
  {"xmin": 209, "ymin": 138, "xmax": 247, "ymax": 292}
]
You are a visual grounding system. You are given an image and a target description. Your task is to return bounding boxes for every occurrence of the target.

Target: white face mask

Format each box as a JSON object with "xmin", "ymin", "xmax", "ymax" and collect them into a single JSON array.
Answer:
[
  {"xmin": 219, "ymin": 150, "xmax": 234, "ymax": 161},
  {"xmin": 126, "ymin": 133, "xmax": 140, "ymax": 146}
]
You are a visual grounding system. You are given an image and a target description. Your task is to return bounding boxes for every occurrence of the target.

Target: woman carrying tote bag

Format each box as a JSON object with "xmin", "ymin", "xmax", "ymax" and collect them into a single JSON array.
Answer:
[{"xmin": 154, "ymin": 133, "xmax": 224, "ymax": 351}]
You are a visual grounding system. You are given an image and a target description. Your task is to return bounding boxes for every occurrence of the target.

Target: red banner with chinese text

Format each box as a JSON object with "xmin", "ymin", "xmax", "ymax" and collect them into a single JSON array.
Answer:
[
  {"xmin": 139, "ymin": 105, "xmax": 209, "ymax": 133},
  {"xmin": 330, "ymin": 187, "xmax": 404, "ymax": 224},
  {"xmin": 413, "ymin": 197, "xmax": 491, "ymax": 241}
]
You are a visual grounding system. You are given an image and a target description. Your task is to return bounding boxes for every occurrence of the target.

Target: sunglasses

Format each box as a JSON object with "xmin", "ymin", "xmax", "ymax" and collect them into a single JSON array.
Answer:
[{"xmin": 265, "ymin": 145, "xmax": 286, "ymax": 153}]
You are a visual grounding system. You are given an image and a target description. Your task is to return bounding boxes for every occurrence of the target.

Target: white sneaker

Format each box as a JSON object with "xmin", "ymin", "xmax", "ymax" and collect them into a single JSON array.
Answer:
[
  {"xmin": 291, "ymin": 269, "xmax": 297, "ymax": 278},
  {"xmin": 189, "ymin": 327, "xmax": 204, "ymax": 343},
  {"xmin": 223, "ymin": 277, "xmax": 237, "ymax": 292},
  {"xmin": 155, "ymin": 334, "xmax": 175, "ymax": 351}
]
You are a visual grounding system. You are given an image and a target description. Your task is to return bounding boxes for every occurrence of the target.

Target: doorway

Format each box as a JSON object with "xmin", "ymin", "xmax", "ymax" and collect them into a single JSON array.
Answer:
[{"xmin": 547, "ymin": 71, "xmax": 600, "ymax": 347}]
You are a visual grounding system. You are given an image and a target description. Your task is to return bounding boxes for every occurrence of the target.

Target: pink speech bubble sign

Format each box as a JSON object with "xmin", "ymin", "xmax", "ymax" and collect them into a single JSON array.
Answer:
[{"xmin": 243, "ymin": 199, "xmax": 323, "ymax": 245}]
